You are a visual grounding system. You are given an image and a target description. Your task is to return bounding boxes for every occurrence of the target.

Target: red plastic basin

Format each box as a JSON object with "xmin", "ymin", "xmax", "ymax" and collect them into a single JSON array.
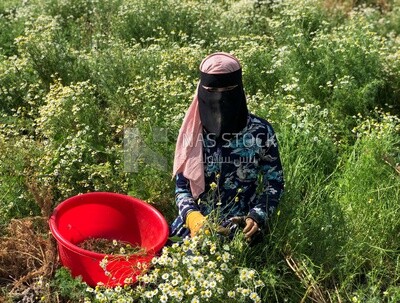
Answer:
[{"xmin": 49, "ymin": 192, "xmax": 169, "ymax": 287}]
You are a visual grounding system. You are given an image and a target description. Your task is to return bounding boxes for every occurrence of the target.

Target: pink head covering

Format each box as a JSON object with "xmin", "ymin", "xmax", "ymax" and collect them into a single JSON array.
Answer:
[{"xmin": 172, "ymin": 52, "xmax": 242, "ymax": 198}]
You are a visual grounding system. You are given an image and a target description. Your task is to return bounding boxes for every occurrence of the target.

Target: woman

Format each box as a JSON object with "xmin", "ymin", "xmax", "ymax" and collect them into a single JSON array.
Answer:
[{"xmin": 171, "ymin": 52, "xmax": 284, "ymax": 243}]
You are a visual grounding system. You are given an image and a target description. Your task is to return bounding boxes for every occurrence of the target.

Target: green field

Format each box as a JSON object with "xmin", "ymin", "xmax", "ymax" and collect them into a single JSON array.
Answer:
[{"xmin": 1, "ymin": 0, "xmax": 400, "ymax": 302}]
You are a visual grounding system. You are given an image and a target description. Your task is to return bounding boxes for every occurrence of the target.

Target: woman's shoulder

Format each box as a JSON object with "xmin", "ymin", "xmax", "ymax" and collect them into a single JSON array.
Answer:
[{"xmin": 248, "ymin": 113, "xmax": 275, "ymax": 134}]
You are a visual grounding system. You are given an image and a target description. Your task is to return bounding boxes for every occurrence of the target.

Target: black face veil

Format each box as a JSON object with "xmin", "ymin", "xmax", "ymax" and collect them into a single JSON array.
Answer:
[{"xmin": 197, "ymin": 69, "xmax": 248, "ymax": 139}]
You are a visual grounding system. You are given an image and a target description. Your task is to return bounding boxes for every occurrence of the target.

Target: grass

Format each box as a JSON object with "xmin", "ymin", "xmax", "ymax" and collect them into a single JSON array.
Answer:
[{"xmin": 0, "ymin": 0, "xmax": 399, "ymax": 302}]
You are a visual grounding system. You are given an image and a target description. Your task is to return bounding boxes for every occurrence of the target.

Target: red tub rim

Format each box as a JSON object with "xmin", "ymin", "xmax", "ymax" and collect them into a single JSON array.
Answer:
[{"xmin": 48, "ymin": 192, "xmax": 169, "ymax": 259}]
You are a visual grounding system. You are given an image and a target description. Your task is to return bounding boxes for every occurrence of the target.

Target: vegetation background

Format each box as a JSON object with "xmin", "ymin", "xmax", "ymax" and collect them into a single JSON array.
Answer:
[{"xmin": 0, "ymin": 0, "xmax": 399, "ymax": 301}]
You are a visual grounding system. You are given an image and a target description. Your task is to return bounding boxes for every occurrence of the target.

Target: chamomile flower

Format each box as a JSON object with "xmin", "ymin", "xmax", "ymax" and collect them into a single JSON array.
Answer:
[
  {"xmin": 171, "ymin": 279, "xmax": 179, "ymax": 286},
  {"xmin": 162, "ymin": 273, "xmax": 170, "ymax": 280},
  {"xmin": 209, "ymin": 280, "xmax": 217, "ymax": 288},
  {"xmin": 144, "ymin": 291, "xmax": 155, "ymax": 298},
  {"xmin": 191, "ymin": 296, "xmax": 200, "ymax": 303},
  {"xmin": 204, "ymin": 289, "xmax": 212, "ymax": 298},
  {"xmin": 186, "ymin": 286, "xmax": 196, "ymax": 295},
  {"xmin": 250, "ymin": 292, "xmax": 261, "ymax": 302},
  {"xmin": 159, "ymin": 294, "xmax": 168, "ymax": 303},
  {"xmin": 241, "ymin": 288, "xmax": 251, "ymax": 296},
  {"xmin": 255, "ymin": 279, "xmax": 265, "ymax": 288}
]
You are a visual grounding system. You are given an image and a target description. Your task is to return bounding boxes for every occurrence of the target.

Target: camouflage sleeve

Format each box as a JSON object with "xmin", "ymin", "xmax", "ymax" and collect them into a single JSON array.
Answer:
[
  {"xmin": 175, "ymin": 173, "xmax": 201, "ymax": 221},
  {"xmin": 247, "ymin": 125, "xmax": 284, "ymax": 227}
]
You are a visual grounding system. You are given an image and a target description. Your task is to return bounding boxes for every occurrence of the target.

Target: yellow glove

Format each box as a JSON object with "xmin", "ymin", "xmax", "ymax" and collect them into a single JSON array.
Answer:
[{"xmin": 186, "ymin": 211, "xmax": 206, "ymax": 237}]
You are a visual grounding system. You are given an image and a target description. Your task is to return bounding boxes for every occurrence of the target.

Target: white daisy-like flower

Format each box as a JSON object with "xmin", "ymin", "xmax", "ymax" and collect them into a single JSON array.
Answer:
[
  {"xmin": 159, "ymin": 294, "xmax": 168, "ymax": 303},
  {"xmin": 191, "ymin": 296, "xmax": 200, "ymax": 303},
  {"xmin": 209, "ymin": 280, "xmax": 217, "ymax": 288},
  {"xmin": 222, "ymin": 252, "xmax": 231, "ymax": 262},
  {"xmin": 215, "ymin": 273, "xmax": 224, "ymax": 282},
  {"xmin": 255, "ymin": 279, "xmax": 265, "ymax": 288},
  {"xmin": 162, "ymin": 273, "xmax": 170, "ymax": 280},
  {"xmin": 204, "ymin": 289, "xmax": 212, "ymax": 298},
  {"xmin": 207, "ymin": 261, "xmax": 216, "ymax": 269},
  {"xmin": 144, "ymin": 291, "xmax": 155, "ymax": 298},
  {"xmin": 186, "ymin": 286, "xmax": 196, "ymax": 295},
  {"xmin": 202, "ymin": 280, "xmax": 210, "ymax": 289},
  {"xmin": 250, "ymin": 292, "xmax": 261, "ymax": 303},
  {"xmin": 95, "ymin": 293, "xmax": 105, "ymax": 300},
  {"xmin": 241, "ymin": 288, "xmax": 251, "ymax": 296}
]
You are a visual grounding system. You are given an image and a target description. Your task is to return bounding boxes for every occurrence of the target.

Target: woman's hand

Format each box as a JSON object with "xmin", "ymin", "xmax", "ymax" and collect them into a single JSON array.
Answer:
[
  {"xmin": 243, "ymin": 217, "xmax": 260, "ymax": 239},
  {"xmin": 230, "ymin": 216, "xmax": 260, "ymax": 241},
  {"xmin": 186, "ymin": 211, "xmax": 206, "ymax": 237}
]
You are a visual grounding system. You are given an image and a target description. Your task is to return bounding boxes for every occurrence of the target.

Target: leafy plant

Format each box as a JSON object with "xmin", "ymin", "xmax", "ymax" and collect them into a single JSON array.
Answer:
[{"xmin": 52, "ymin": 267, "xmax": 88, "ymax": 302}]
